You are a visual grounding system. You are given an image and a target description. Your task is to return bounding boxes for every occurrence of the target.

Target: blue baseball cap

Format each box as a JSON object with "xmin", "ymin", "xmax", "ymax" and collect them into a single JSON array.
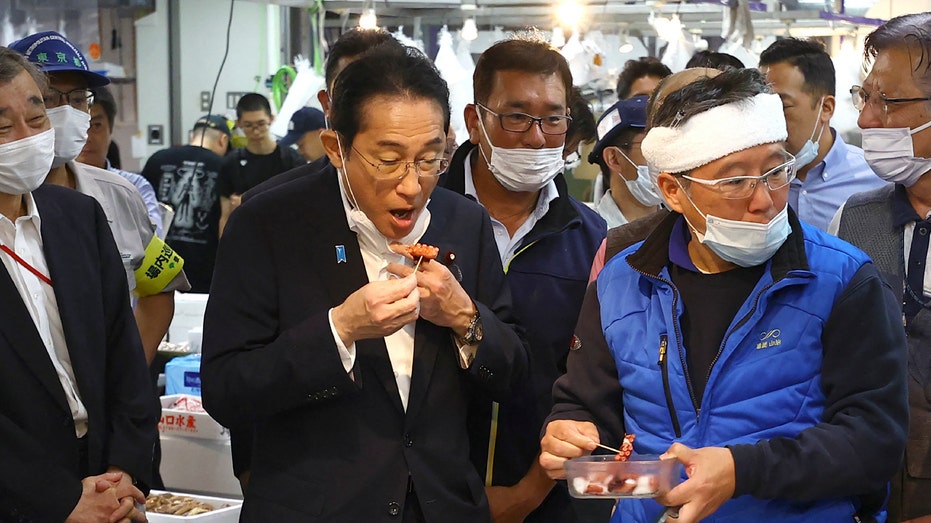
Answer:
[
  {"xmin": 279, "ymin": 107, "xmax": 326, "ymax": 147},
  {"xmin": 588, "ymin": 95, "xmax": 648, "ymax": 164},
  {"xmin": 9, "ymin": 31, "xmax": 110, "ymax": 87}
]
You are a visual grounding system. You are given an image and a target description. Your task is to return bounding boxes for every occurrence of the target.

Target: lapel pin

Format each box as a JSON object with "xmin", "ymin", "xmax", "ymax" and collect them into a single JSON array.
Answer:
[{"xmin": 336, "ymin": 245, "xmax": 347, "ymax": 264}]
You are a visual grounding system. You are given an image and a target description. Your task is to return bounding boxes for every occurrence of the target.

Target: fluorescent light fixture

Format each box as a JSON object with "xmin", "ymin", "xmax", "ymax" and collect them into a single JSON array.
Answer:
[{"xmin": 462, "ymin": 17, "xmax": 478, "ymax": 41}]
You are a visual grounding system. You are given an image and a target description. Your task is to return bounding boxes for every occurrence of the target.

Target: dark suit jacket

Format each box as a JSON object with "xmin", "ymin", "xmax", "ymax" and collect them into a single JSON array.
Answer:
[
  {"xmin": 201, "ymin": 165, "xmax": 529, "ymax": 522},
  {"xmin": 0, "ymin": 184, "xmax": 159, "ymax": 522}
]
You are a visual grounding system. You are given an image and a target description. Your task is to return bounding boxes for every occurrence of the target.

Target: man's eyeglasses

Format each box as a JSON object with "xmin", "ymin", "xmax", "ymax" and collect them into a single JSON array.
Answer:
[
  {"xmin": 351, "ymin": 145, "xmax": 449, "ymax": 182},
  {"xmin": 239, "ymin": 121, "xmax": 270, "ymax": 132},
  {"xmin": 680, "ymin": 152, "xmax": 798, "ymax": 200},
  {"xmin": 44, "ymin": 87, "xmax": 94, "ymax": 110},
  {"xmin": 477, "ymin": 103, "xmax": 572, "ymax": 135},
  {"xmin": 850, "ymin": 85, "xmax": 931, "ymax": 115}
]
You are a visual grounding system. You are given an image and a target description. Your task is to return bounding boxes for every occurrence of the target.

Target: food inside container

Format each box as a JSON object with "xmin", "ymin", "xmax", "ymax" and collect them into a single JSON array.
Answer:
[{"xmin": 564, "ymin": 455, "xmax": 684, "ymax": 499}]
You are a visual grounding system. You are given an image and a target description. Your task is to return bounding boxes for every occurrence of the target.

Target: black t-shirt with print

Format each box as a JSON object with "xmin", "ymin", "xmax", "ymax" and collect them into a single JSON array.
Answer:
[
  {"xmin": 217, "ymin": 145, "xmax": 305, "ymax": 197},
  {"xmin": 141, "ymin": 144, "xmax": 224, "ymax": 293}
]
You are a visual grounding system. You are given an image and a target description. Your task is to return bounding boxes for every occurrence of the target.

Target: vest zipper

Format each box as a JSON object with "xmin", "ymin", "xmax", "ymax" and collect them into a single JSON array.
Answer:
[
  {"xmin": 658, "ymin": 334, "xmax": 682, "ymax": 438},
  {"xmin": 630, "ymin": 266, "xmax": 701, "ymax": 424}
]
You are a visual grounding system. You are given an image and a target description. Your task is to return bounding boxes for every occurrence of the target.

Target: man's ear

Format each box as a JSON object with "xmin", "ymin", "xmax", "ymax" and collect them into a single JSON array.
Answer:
[
  {"xmin": 317, "ymin": 89, "xmax": 331, "ymax": 115},
  {"xmin": 820, "ymin": 95, "xmax": 836, "ymax": 122},
  {"xmin": 602, "ymin": 147, "xmax": 628, "ymax": 180},
  {"xmin": 656, "ymin": 172, "xmax": 685, "ymax": 213},
  {"xmin": 464, "ymin": 104, "xmax": 481, "ymax": 145},
  {"xmin": 320, "ymin": 129, "xmax": 344, "ymax": 168}
]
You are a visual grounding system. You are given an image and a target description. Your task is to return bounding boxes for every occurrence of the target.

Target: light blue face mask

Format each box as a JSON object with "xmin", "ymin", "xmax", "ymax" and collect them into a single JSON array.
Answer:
[
  {"xmin": 676, "ymin": 178, "xmax": 791, "ymax": 268},
  {"xmin": 792, "ymin": 97, "xmax": 825, "ymax": 169},
  {"xmin": 612, "ymin": 147, "xmax": 664, "ymax": 206}
]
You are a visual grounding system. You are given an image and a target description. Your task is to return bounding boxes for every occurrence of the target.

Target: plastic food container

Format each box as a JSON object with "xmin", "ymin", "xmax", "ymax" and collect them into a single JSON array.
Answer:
[{"xmin": 564, "ymin": 455, "xmax": 684, "ymax": 499}]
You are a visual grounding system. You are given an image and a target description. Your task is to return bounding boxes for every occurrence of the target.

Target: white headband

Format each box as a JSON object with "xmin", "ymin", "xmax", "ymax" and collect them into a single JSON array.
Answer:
[{"xmin": 641, "ymin": 93, "xmax": 787, "ymax": 174}]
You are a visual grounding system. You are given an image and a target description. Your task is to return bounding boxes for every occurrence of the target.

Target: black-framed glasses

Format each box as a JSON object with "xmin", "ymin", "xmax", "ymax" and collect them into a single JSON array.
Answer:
[
  {"xmin": 850, "ymin": 85, "xmax": 931, "ymax": 115},
  {"xmin": 350, "ymin": 145, "xmax": 449, "ymax": 182},
  {"xmin": 44, "ymin": 87, "xmax": 93, "ymax": 110},
  {"xmin": 680, "ymin": 151, "xmax": 798, "ymax": 200},
  {"xmin": 477, "ymin": 103, "xmax": 572, "ymax": 135},
  {"xmin": 239, "ymin": 120, "xmax": 270, "ymax": 132}
]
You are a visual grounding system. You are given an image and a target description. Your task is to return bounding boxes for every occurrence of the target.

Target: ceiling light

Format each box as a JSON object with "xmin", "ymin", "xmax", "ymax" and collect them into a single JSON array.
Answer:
[
  {"xmin": 556, "ymin": 0, "xmax": 583, "ymax": 29},
  {"xmin": 462, "ymin": 17, "xmax": 478, "ymax": 41},
  {"xmin": 359, "ymin": 8, "xmax": 377, "ymax": 30}
]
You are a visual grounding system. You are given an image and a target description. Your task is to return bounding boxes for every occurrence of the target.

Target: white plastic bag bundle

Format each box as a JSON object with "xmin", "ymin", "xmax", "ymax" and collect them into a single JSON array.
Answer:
[
  {"xmin": 270, "ymin": 55, "xmax": 325, "ymax": 139},
  {"xmin": 434, "ymin": 26, "xmax": 471, "ymax": 142}
]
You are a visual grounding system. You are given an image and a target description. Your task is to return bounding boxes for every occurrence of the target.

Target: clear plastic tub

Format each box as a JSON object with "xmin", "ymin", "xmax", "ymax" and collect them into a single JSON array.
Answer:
[{"xmin": 564, "ymin": 454, "xmax": 684, "ymax": 499}]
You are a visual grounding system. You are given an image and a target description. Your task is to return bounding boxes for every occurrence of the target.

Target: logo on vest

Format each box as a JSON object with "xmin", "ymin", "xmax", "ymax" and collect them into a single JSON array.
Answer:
[{"xmin": 756, "ymin": 329, "xmax": 781, "ymax": 350}]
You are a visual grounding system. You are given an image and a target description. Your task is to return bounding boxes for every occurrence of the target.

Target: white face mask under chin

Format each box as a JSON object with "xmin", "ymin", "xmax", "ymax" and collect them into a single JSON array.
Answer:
[
  {"xmin": 0, "ymin": 129, "xmax": 56, "ymax": 195},
  {"xmin": 677, "ymin": 180, "xmax": 791, "ymax": 268},
  {"xmin": 47, "ymin": 105, "xmax": 90, "ymax": 168},
  {"xmin": 862, "ymin": 118, "xmax": 931, "ymax": 187},
  {"xmin": 613, "ymin": 147, "xmax": 663, "ymax": 206},
  {"xmin": 793, "ymin": 97, "xmax": 826, "ymax": 169},
  {"xmin": 476, "ymin": 115, "xmax": 564, "ymax": 193}
]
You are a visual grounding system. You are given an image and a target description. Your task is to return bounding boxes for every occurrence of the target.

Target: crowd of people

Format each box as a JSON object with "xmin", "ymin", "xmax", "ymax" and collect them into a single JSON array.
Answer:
[{"xmin": 0, "ymin": 10, "xmax": 929, "ymax": 523}]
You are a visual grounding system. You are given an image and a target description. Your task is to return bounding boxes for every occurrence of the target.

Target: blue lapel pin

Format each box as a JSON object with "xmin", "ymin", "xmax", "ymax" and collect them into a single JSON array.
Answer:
[{"xmin": 336, "ymin": 245, "xmax": 347, "ymax": 263}]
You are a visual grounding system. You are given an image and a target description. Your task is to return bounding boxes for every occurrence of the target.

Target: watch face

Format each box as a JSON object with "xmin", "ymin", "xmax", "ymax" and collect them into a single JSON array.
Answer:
[{"xmin": 473, "ymin": 320, "xmax": 484, "ymax": 342}]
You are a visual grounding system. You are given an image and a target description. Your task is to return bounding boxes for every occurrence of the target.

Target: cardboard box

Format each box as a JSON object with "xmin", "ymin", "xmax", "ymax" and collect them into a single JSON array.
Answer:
[
  {"xmin": 146, "ymin": 490, "xmax": 242, "ymax": 522},
  {"xmin": 159, "ymin": 394, "xmax": 229, "ymax": 441},
  {"xmin": 165, "ymin": 354, "xmax": 202, "ymax": 396}
]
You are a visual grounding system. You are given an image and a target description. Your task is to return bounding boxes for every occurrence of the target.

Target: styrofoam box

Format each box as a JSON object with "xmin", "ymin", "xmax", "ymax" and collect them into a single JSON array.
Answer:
[
  {"xmin": 159, "ymin": 435, "xmax": 242, "ymax": 498},
  {"xmin": 146, "ymin": 490, "xmax": 242, "ymax": 522},
  {"xmin": 168, "ymin": 292, "xmax": 209, "ymax": 344},
  {"xmin": 159, "ymin": 395, "xmax": 230, "ymax": 441}
]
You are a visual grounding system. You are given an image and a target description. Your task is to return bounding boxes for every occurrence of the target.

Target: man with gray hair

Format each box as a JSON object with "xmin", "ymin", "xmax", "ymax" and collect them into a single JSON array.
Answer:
[
  {"xmin": 832, "ymin": 12, "xmax": 931, "ymax": 523},
  {"xmin": 541, "ymin": 68, "xmax": 907, "ymax": 523}
]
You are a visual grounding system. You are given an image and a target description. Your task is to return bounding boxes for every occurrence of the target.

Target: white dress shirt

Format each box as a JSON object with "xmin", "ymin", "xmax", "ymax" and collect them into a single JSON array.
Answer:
[
  {"xmin": 328, "ymin": 174, "xmax": 477, "ymax": 411},
  {"xmin": 0, "ymin": 192, "xmax": 88, "ymax": 437}
]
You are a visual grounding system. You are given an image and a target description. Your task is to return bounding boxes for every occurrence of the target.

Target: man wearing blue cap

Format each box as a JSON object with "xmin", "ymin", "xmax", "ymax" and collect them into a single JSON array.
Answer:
[
  {"xmin": 0, "ymin": 45, "xmax": 157, "ymax": 522},
  {"xmin": 589, "ymin": 95, "xmax": 663, "ymax": 229},
  {"xmin": 10, "ymin": 31, "xmax": 190, "ymax": 364},
  {"xmin": 279, "ymin": 107, "xmax": 326, "ymax": 162}
]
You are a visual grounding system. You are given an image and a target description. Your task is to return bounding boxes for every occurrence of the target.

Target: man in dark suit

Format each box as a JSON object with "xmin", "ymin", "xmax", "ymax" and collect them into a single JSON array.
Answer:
[
  {"xmin": 201, "ymin": 46, "xmax": 528, "ymax": 522},
  {"xmin": 0, "ymin": 47, "xmax": 158, "ymax": 522}
]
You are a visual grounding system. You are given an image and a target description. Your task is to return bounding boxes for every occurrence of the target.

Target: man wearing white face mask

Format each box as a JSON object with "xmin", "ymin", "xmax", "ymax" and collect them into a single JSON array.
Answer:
[
  {"xmin": 541, "ymin": 68, "xmax": 907, "ymax": 523},
  {"xmin": 832, "ymin": 13, "xmax": 931, "ymax": 523},
  {"xmin": 440, "ymin": 36, "xmax": 606, "ymax": 523},
  {"xmin": 9, "ymin": 31, "xmax": 190, "ymax": 365},
  {"xmin": 589, "ymin": 95, "xmax": 662, "ymax": 229},
  {"xmin": 759, "ymin": 37, "xmax": 886, "ymax": 232},
  {"xmin": 0, "ymin": 46, "xmax": 158, "ymax": 523}
]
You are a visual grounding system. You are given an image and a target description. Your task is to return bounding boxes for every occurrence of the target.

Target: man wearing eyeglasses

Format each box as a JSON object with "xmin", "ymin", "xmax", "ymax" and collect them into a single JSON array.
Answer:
[
  {"xmin": 541, "ymin": 68, "xmax": 907, "ymax": 523},
  {"xmin": 831, "ymin": 13, "xmax": 931, "ymax": 523},
  {"xmin": 218, "ymin": 93, "xmax": 304, "ymax": 237},
  {"xmin": 440, "ymin": 36, "xmax": 606, "ymax": 523},
  {"xmin": 759, "ymin": 37, "xmax": 887, "ymax": 232},
  {"xmin": 10, "ymin": 31, "xmax": 190, "ymax": 366}
]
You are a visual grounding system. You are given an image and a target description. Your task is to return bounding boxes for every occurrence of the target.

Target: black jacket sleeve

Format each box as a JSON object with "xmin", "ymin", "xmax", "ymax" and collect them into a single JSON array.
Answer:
[
  {"xmin": 545, "ymin": 281, "xmax": 626, "ymax": 446},
  {"xmin": 729, "ymin": 262, "xmax": 908, "ymax": 501}
]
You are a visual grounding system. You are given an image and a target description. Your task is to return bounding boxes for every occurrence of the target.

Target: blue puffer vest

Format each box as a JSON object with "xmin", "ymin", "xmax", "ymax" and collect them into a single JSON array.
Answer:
[{"xmin": 597, "ymin": 218, "xmax": 871, "ymax": 523}]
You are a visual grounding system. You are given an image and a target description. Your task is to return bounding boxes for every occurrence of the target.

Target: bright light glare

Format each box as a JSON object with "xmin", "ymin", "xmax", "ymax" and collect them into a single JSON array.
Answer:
[
  {"xmin": 556, "ymin": 0, "xmax": 583, "ymax": 29},
  {"xmin": 359, "ymin": 9, "xmax": 378, "ymax": 30},
  {"xmin": 462, "ymin": 18, "xmax": 478, "ymax": 41},
  {"xmin": 551, "ymin": 26, "xmax": 566, "ymax": 48}
]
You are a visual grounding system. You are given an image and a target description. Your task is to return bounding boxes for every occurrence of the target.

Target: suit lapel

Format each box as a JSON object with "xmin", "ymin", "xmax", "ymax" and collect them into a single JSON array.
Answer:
[
  {"xmin": 307, "ymin": 169, "xmax": 405, "ymax": 414},
  {"xmin": 0, "ymin": 191, "xmax": 72, "ymax": 414}
]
